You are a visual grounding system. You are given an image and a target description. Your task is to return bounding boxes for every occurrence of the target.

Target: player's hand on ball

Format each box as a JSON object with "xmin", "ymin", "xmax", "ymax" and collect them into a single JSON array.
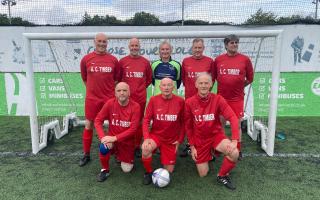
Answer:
[{"xmin": 106, "ymin": 142, "xmax": 113, "ymax": 149}]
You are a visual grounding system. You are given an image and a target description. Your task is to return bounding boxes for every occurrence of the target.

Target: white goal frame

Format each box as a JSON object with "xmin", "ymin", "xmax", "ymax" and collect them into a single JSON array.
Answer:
[{"xmin": 23, "ymin": 30, "xmax": 283, "ymax": 155}]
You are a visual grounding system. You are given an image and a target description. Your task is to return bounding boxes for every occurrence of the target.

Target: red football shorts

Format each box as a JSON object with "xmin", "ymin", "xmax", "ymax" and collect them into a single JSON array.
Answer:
[
  {"xmin": 149, "ymin": 134, "xmax": 177, "ymax": 165},
  {"xmin": 111, "ymin": 139, "xmax": 135, "ymax": 164},
  {"xmin": 194, "ymin": 133, "xmax": 227, "ymax": 164},
  {"xmin": 227, "ymin": 100, "xmax": 244, "ymax": 119},
  {"xmin": 84, "ymin": 98, "xmax": 105, "ymax": 121}
]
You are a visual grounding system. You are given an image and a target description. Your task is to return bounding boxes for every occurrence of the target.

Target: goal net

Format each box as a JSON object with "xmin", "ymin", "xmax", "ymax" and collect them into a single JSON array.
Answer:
[{"xmin": 23, "ymin": 30, "xmax": 282, "ymax": 155}]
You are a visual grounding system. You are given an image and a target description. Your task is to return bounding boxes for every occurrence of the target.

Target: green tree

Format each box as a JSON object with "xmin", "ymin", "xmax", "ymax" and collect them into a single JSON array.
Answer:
[
  {"xmin": 0, "ymin": 14, "xmax": 33, "ymax": 26},
  {"xmin": 0, "ymin": 14, "xmax": 10, "ymax": 25},
  {"xmin": 128, "ymin": 11, "xmax": 161, "ymax": 25},
  {"xmin": 79, "ymin": 12, "xmax": 91, "ymax": 25},
  {"xmin": 79, "ymin": 12, "xmax": 123, "ymax": 25},
  {"xmin": 245, "ymin": 8, "xmax": 277, "ymax": 25},
  {"xmin": 103, "ymin": 15, "xmax": 122, "ymax": 25},
  {"xmin": 277, "ymin": 15, "xmax": 319, "ymax": 24}
]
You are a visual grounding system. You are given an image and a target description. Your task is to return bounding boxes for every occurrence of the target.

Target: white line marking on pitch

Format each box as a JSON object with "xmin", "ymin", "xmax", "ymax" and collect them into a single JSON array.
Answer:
[{"xmin": 0, "ymin": 152, "xmax": 319, "ymax": 158}]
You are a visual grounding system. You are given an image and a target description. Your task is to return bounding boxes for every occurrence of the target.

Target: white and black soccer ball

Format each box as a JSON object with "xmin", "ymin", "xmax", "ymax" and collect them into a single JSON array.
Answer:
[{"xmin": 152, "ymin": 168, "xmax": 170, "ymax": 188}]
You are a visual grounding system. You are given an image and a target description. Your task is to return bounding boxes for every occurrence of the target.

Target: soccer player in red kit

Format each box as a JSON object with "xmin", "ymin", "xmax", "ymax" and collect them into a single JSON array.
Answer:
[
  {"xmin": 79, "ymin": 33, "xmax": 120, "ymax": 167},
  {"xmin": 185, "ymin": 73, "xmax": 239, "ymax": 190},
  {"xmin": 94, "ymin": 82, "xmax": 140, "ymax": 182},
  {"xmin": 213, "ymin": 34, "xmax": 254, "ymax": 159},
  {"xmin": 182, "ymin": 38, "xmax": 215, "ymax": 99},
  {"xmin": 180, "ymin": 38, "xmax": 215, "ymax": 157},
  {"xmin": 141, "ymin": 78, "xmax": 185, "ymax": 185},
  {"xmin": 119, "ymin": 38, "xmax": 152, "ymax": 157}
]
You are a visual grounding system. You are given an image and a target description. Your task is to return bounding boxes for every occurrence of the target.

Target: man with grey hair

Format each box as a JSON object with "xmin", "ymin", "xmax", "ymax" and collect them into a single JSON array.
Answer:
[
  {"xmin": 185, "ymin": 73, "xmax": 240, "ymax": 190},
  {"xmin": 180, "ymin": 38, "xmax": 215, "ymax": 157},
  {"xmin": 151, "ymin": 40, "xmax": 181, "ymax": 96},
  {"xmin": 79, "ymin": 32, "xmax": 120, "ymax": 167}
]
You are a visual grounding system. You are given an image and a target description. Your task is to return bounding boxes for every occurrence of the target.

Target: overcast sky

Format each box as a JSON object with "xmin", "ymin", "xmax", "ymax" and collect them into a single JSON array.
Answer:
[{"xmin": 0, "ymin": 0, "xmax": 317, "ymax": 25}]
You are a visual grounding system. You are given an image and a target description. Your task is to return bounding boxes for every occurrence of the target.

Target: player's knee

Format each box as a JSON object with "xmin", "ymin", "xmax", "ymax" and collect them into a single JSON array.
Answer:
[
  {"xmin": 198, "ymin": 170, "xmax": 208, "ymax": 177},
  {"xmin": 121, "ymin": 162, "xmax": 133, "ymax": 173},
  {"xmin": 85, "ymin": 120, "xmax": 93, "ymax": 129},
  {"xmin": 141, "ymin": 148, "xmax": 151, "ymax": 158},
  {"xmin": 197, "ymin": 164, "xmax": 209, "ymax": 177},
  {"xmin": 229, "ymin": 149, "xmax": 239, "ymax": 162},
  {"xmin": 141, "ymin": 143, "xmax": 152, "ymax": 157}
]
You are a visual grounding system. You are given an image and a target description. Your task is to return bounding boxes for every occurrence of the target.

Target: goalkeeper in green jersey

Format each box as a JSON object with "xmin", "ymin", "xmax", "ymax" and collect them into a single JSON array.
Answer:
[{"xmin": 151, "ymin": 40, "xmax": 181, "ymax": 96}]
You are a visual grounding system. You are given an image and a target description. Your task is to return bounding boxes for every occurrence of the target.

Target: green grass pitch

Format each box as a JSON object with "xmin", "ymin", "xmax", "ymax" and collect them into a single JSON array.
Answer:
[{"xmin": 0, "ymin": 116, "xmax": 319, "ymax": 199}]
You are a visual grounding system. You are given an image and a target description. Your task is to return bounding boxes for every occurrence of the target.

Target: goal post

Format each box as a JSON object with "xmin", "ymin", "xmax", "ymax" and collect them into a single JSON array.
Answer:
[{"xmin": 23, "ymin": 30, "xmax": 283, "ymax": 155}]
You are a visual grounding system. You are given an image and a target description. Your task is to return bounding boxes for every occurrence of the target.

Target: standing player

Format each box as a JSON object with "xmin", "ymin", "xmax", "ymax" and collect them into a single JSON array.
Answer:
[
  {"xmin": 185, "ymin": 73, "xmax": 239, "ymax": 190},
  {"xmin": 94, "ymin": 82, "xmax": 140, "ymax": 182},
  {"xmin": 152, "ymin": 40, "xmax": 181, "ymax": 96},
  {"xmin": 79, "ymin": 33, "xmax": 120, "ymax": 167},
  {"xmin": 213, "ymin": 34, "xmax": 254, "ymax": 159},
  {"xmin": 180, "ymin": 38, "xmax": 215, "ymax": 157},
  {"xmin": 119, "ymin": 38, "xmax": 152, "ymax": 157},
  {"xmin": 141, "ymin": 78, "xmax": 185, "ymax": 185},
  {"xmin": 182, "ymin": 38, "xmax": 215, "ymax": 99}
]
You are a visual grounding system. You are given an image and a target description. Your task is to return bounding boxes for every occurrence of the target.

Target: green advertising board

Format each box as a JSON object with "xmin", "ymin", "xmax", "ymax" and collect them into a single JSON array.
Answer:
[
  {"xmin": 34, "ymin": 73, "xmax": 85, "ymax": 116},
  {"xmin": 253, "ymin": 72, "xmax": 320, "ymax": 116},
  {"xmin": 1, "ymin": 72, "xmax": 319, "ymax": 116}
]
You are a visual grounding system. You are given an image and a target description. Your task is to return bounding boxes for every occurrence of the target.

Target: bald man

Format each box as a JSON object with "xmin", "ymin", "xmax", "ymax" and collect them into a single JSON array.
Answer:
[
  {"xmin": 79, "ymin": 33, "xmax": 120, "ymax": 167},
  {"xmin": 94, "ymin": 82, "xmax": 141, "ymax": 182},
  {"xmin": 185, "ymin": 73, "xmax": 239, "ymax": 190},
  {"xmin": 141, "ymin": 78, "xmax": 185, "ymax": 185},
  {"xmin": 119, "ymin": 38, "xmax": 152, "ymax": 157}
]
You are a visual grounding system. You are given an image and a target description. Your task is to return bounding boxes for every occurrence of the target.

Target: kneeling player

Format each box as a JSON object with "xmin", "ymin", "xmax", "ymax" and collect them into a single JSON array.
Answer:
[
  {"xmin": 94, "ymin": 82, "xmax": 140, "ymax": 182},
  {"xmin": 141, "ymin": 78, "xmax": 185, "ymax": 185},
  {"xmin": 185, "ymin": 73, "xmax": 239, "ymax": 190}
]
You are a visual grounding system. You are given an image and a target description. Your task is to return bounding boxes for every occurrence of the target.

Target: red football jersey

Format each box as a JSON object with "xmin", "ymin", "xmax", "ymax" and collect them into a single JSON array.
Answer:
[
  {"xmin": 184, "ymin": 93, "xmax": 239, "ymax": 146},
  {"xmin": 182, "ymin": 56, "xmax": 214, "ymax": 99},
  {"xmin": 94, "ymin": 98, "xmax": 141, "ymax": 142},
  {"xmin": 80, "ymin": 52, "xmax": 120, "ymax": 101},
  {"xmin": 213, "ymin": 53, "xmax": 254, "ymax": 101},
  {"xmin": 119, "ymin": 55, "xmax": 152, "ymax": 105},
  {"xmin": 143, "ymin": 94, "xmax": 185, "ymax": 144}
]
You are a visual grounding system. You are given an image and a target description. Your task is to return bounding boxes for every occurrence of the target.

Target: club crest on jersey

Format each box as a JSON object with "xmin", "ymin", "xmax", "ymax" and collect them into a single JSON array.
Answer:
[
  {"xmin": 194, "ymin": 114, "xmax": 215, "ymax": 122},
  {"xmin": 126, "ymin": 71, "xmax": 144, "ymax": 78},
  {"xmin": 188, "ymin": 71, "xmax": 203, "ymax": 78},
  {"xmin": 219, "ymin": 68, "xmax": 240, "ymax": 75},
  {"xmin": 156, "ymin": 114, "xmax": 177, "ymax": 121},
  {"xmin": 111, "ymin": 119, "xmax": 131, "ymax": 127},
  {"xmin": 90, "ymin": 66, "xmax": 113, "ymax": 73}
]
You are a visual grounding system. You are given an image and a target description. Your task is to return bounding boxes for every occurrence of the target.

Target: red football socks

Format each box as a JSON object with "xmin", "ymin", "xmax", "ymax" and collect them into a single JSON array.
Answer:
[
  {"xmin": 142, "ymin": 156, "xmax": 153, "ymax": 173},
  {"xmin": 218, "ymin": 157, "xmax": 236, "ymax": 176},
  {"xmin": 237, "ymin": 141, "xmax": 241, "ymax": 151},
  {"xmin": 82, "ymin": 129, "xmax": 93, "ymax": 154},
  {"xmin": 99, "ymin": 152, "xmax": 111, "ymax": 171}
]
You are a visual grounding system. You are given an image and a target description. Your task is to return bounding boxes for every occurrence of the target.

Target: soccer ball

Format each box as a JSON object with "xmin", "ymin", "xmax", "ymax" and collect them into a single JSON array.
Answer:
[{"xmin": 152, "ymin": 168, "xmax": 170, "ymax": 188}]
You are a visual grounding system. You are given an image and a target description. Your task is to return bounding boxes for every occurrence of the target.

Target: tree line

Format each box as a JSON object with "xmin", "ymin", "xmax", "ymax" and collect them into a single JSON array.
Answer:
[{"xmin": 0, "ymin": 9, "xmax": 319, "ymax": 26}]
